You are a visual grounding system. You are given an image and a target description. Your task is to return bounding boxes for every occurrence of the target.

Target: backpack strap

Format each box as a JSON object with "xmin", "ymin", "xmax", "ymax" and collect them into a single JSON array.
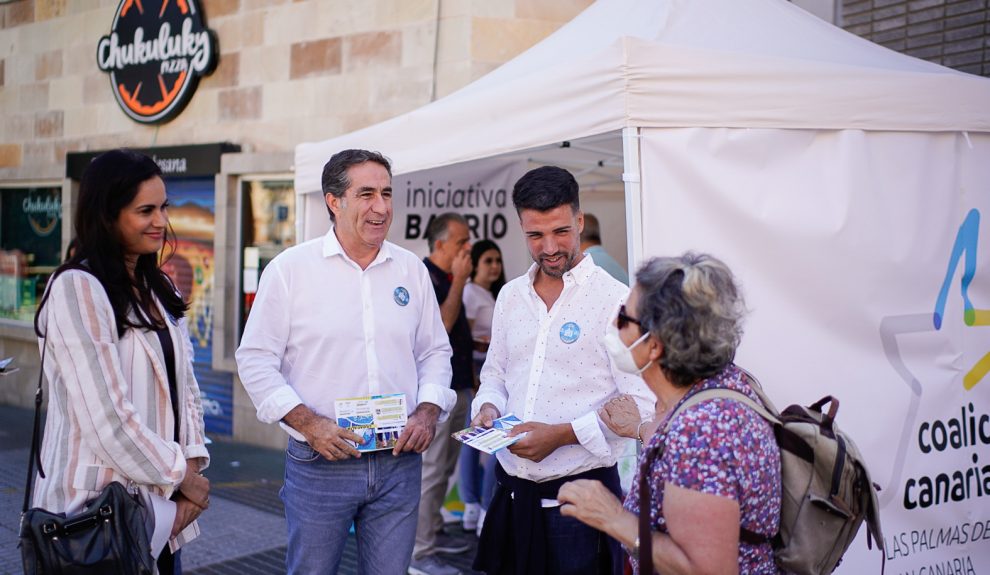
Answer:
[
  {"xmin": 737, "ymin": 367, "xmax": 781, "ymax": 416},
  {"xmin": 676, "ymin": 387, "xmax": 780, "ymax": 427}
]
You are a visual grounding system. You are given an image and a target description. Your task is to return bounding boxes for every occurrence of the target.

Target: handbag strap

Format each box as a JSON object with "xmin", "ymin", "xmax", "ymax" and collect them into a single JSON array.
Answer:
[
  {"xmin": 638, "ymin": 442, "xmax": 658, "ymax": 574},
  {"xmin": 22, "ymin": 338, "xmax": 48, "ymax": 513}
]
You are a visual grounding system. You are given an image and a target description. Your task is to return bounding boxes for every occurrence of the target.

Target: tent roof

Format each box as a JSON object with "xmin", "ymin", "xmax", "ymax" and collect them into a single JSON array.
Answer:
[{"xmin": 295, "ymin": 0, "xmax": 990, "ymax": 194}]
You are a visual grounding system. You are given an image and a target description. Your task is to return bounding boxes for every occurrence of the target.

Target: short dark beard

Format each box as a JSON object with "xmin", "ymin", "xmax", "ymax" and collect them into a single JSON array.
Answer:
[{"xmin": 537, "ymin": 250, "xmax": 577, "ymax": 278}]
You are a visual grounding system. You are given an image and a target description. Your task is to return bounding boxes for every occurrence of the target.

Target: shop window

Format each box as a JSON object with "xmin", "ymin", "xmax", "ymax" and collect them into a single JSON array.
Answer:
[
  {"xmin": 0, "ymin": 186, "xmax": 62, "ymax": 323},
  {"xmin": 240, "ymin": 178, "xmax": 295, "ymax": 334},
  {"xmin": 164, "ymin": 176, "xmax": 234, "ymax": 435}
]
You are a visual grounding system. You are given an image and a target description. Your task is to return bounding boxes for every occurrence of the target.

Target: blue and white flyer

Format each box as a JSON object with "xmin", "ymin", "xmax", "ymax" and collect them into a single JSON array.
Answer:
[
  {"xmin": 335, "ymin": 393, "xmax": 407, "ymax": 452},
  {"xmin": 452, "ymin": 414, "xmax": 525, "ymax": 454}
]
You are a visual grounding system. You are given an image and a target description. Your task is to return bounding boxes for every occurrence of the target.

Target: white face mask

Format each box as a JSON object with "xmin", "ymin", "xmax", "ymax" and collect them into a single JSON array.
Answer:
[{"xmin": 604, "ymin": 320, "xmax": 653, "ymax": 375}]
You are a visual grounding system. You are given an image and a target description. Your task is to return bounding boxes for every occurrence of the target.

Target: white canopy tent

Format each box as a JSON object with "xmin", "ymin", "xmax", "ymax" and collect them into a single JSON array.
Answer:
[
  {"xmin": 294, "ymin": 0, "xmax": 990, "ymax": 192},
  {"xmin": 295, "ymin": 1, "xmax": 990, "ymax": 572},
  {"xmin": 295, "ymin": 0, "xmax": 990, "ymax": 268}
]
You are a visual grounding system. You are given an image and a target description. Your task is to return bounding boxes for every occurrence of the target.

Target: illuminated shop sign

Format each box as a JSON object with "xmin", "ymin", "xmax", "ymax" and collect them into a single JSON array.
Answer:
[{"xmin": 97, "ymin": 0, "xmax": 218, "ymax": 124}]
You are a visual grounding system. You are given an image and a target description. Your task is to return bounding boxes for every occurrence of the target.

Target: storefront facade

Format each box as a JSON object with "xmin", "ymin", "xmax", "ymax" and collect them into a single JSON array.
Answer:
[{"xmin": 0, "ymin": 0, "xmax": 593, "ymax": 446}]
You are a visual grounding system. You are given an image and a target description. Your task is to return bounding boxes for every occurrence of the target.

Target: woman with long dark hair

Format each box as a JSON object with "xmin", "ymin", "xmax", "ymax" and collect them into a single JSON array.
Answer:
[
  {"xmin": 457, "ymin": 239, "xmax": 505, "ymax": 534},
  {"xmin": 33, "ymin": 149, "xmax": 211, "ymax": 574}
]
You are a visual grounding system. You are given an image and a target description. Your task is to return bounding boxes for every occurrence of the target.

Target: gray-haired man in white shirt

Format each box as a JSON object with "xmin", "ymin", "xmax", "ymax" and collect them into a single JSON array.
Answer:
[
  {"xmin": 470, "ymin": 166, "xmax": 653, "ymax": 574},
  {"xmin": 236, "ymin": 149, "xmax": 456, "ymax": 575}
]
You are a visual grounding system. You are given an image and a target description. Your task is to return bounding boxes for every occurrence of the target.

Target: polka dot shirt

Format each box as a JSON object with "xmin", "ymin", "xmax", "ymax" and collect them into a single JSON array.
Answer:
[{"xmin": 473, "ymin": 256, "xmax": 655, "ymax": 482}]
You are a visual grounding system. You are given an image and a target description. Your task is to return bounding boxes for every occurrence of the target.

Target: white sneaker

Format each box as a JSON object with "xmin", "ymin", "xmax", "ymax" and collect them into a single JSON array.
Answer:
[
  {"xmin": 462, "ymin": 502, "xmax": 481, "ymax": 530},
  {"xmin": 475, "ymin": 508, "xmax": 486, "ymax": 538}
]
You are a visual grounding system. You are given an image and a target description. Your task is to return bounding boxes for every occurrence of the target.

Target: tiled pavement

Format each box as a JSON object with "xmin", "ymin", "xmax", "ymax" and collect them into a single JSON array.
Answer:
[{"xmin": 0, "ymin": 404, "xmax": 481, "ymax": 575}]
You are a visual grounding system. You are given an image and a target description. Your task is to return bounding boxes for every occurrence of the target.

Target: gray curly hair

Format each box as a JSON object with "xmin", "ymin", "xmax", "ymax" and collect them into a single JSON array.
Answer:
[{"xmin": 634, "ymin": 252, "xmax": 746, "ymax": 388}]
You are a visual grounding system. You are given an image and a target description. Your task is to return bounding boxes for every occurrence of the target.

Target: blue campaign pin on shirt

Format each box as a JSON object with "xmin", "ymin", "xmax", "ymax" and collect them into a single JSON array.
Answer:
[
  {"xmin": 393, "ymin": 287, "xmax": 410, "ymax": 307},
  {"xmin": 560, "ymin": 321, "xmax": 580, "ymax": 344}
]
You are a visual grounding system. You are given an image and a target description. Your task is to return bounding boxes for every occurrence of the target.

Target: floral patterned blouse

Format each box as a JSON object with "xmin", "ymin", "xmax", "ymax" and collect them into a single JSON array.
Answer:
[{"xmin": 623, "ymin": 364, "xmax": 782, "ymax": 574}]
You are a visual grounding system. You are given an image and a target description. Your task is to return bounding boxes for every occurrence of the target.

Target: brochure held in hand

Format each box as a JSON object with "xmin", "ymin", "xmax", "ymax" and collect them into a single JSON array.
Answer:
[
  {"xmin": 335, "ymin": 393, "xmax": 408, "ymax": 452},
  {"xmin": 452, "ymin": 414, "xmax": 525, "ymax": 454}
]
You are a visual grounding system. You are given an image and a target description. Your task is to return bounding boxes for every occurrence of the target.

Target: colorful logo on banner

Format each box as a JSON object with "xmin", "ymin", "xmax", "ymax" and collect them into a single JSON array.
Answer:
[
  {"xmin": 97, "ymin": 0, "xmax": 218, "ymax": 124},
  {"xmin": 933, "ymin": 209, "xmax": 989, "ymax": 390},
  {"xmin": 877, "ymin": 208, "xmax": 989, "ymax": 572}
]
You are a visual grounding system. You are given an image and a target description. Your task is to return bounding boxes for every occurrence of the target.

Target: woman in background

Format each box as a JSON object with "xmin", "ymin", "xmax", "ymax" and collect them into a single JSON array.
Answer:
[
  {"xmin": 33, "ymin": 149, "xmax": 211, "ymax": 574},
  {"xmin": 458, "ymin": 239, "xmax": 505, "ymax": 535}
]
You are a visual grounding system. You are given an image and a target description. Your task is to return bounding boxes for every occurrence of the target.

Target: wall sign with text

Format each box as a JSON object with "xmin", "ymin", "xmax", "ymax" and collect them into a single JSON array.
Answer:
[{"xmin": 97, "ymin": 0, "xmax": 218, "ymax": 124}]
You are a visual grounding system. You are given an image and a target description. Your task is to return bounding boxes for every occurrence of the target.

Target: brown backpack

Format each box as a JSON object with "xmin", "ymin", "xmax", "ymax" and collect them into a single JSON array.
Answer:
[{"xmin": 639, "ymin": 371, "xmax": 884, "ymax": 574}]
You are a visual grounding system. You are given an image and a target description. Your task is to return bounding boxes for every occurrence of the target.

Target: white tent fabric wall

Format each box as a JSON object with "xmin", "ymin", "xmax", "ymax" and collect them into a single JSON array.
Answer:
[
  {"xmin": 640, "ymin": 127, "xmax": 990, "ymax": 572},
  {"xmin": 294, "ymin": 0, "xmax": 990, "ymax": 571}
]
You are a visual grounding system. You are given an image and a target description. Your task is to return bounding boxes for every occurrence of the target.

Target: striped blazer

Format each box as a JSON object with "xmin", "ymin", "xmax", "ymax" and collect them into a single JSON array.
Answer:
[{"xmin": 33, "ymin": 269, "xmax": 210, "ymax": 547}]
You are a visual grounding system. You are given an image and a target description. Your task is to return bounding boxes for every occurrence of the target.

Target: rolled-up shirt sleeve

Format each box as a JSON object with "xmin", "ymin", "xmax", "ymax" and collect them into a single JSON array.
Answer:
[
  {"xmin": 236, "ymin": 263, "xmax": 303, "ymax": 424},
  {"xmin": 413, "ymin": 264, "xmax": 456, "ymax": 421},
  {"xmin": 570, "ymin": 411, "xmax": 612, "ymax": 459}
]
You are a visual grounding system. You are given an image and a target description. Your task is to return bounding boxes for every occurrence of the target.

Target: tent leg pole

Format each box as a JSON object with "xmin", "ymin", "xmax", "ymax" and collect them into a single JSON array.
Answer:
[{"xmin": 622, "ymin": 127, "xmax": 644, "ymax": 276}]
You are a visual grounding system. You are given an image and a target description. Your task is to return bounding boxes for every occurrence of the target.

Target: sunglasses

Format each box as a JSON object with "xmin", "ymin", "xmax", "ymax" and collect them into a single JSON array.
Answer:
[{"xmin": 617, "ymin": 305, "xmax": 642, "ymax": 331}]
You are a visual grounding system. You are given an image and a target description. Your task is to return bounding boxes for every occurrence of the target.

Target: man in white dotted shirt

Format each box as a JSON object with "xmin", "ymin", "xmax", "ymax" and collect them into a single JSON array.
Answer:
[{"xmin": 470, "ymin": 166, "xmax": 654, "ymax": 574}]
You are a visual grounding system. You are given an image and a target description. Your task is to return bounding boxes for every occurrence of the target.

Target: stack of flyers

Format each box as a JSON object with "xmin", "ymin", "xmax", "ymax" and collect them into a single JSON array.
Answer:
[
  {"xmin": 451, "ymin": 414, "xmax": 525, "ymax": 454},
  {"xmin": 335, "ymin": 393, "xmax": 407, "ymax": 452}
]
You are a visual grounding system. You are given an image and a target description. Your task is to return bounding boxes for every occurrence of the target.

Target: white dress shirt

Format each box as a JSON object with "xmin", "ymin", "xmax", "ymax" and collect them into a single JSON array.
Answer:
[
  {"xmin": 236, "ymin": 228, "xmax": 456, "ymax": 440},
  {"xmin": 472, "ymin": 256, "xmax": 654, "ymax": 482}
]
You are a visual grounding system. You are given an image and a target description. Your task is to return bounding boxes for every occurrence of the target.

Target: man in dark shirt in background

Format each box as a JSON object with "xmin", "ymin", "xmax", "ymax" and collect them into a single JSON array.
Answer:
[{"xmin": 410, "ymin": 213, "xmax": 475, "ymax": 575}]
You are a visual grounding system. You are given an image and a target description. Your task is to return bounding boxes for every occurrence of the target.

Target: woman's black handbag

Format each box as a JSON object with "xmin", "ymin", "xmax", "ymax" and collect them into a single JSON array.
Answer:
[
  {"xmin": 20, "ymin": 482, "xmax": 155, "ymax": 575},
  {"xmin": 18, "ymin": 340, "xmax": 155, "ymax": 575}
]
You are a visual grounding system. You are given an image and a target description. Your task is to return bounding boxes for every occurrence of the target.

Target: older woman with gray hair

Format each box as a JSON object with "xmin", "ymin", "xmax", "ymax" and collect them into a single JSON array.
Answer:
[{"xmin": 558, "ymin": 253, "xmax": 782, "ymax": 574}]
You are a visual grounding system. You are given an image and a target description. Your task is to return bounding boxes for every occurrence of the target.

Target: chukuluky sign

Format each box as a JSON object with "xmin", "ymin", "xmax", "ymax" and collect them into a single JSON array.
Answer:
[{"xmin": 97, "ymin": 0, "xmax": 217, "ymax": 124}]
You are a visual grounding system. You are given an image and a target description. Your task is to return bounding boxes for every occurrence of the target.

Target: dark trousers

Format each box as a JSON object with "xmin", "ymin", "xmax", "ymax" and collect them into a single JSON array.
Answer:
[
  {"xmin": 489, "ymin": 505, "xmax": 612, "ymax": 575},
  {"xmin": 477, "ymin": 463, "xmax": 623, "ymax": 575},
  {"xmin": 157, "ymin": 546, "xmax": 181, "ymax": 574},
  {"xmin": 545, "ymin": 503, "xmax": 615, "ymax": 575}
]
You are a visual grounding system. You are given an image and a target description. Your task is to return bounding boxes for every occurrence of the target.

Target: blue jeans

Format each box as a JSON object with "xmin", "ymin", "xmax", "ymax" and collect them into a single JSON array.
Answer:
[{"xmin": 281, "ymin": 439, "xmax": 422, "ymax": 575}]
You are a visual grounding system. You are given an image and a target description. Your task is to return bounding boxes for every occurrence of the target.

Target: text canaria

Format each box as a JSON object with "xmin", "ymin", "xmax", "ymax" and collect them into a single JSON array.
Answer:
[{"xmin": 903, "ymin": 453, "xmax": 990, "ymax": 509}]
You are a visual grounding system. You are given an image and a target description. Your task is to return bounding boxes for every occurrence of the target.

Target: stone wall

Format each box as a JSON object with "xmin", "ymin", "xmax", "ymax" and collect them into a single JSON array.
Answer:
[{"xmin": 0, "ymin": 0, "xmax": 593, "ymax": 179}]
